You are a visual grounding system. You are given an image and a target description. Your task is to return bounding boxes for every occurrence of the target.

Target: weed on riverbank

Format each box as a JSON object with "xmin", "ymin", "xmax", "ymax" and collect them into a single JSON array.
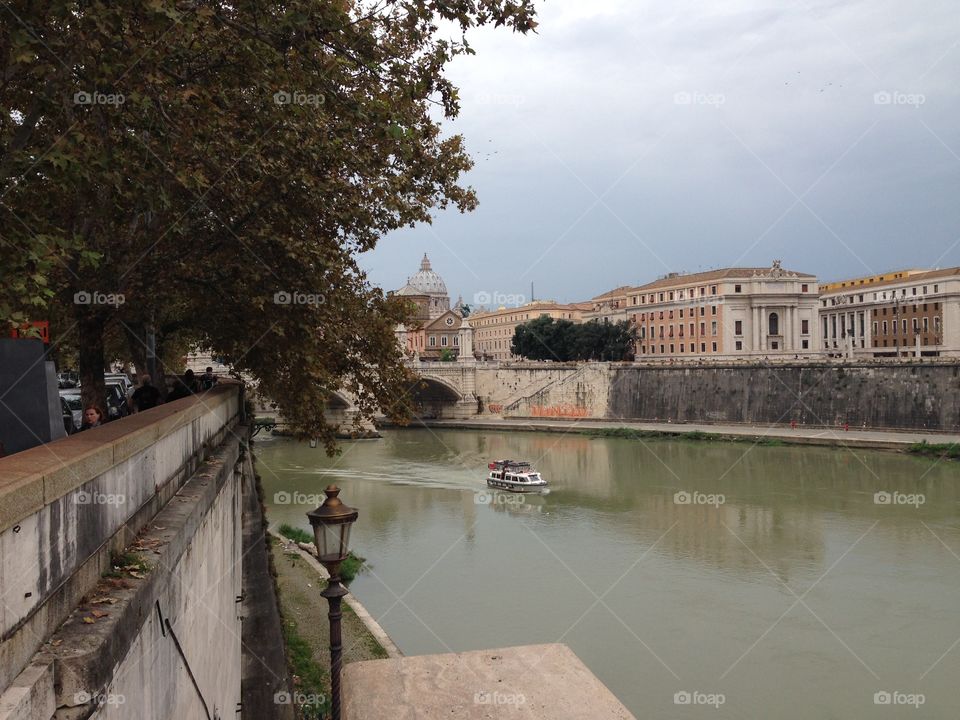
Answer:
[
  {"xmin": 907, "ymin": 440, "xmax": 960, "ymax": 460},
  {"xmin": 585, "ymin": 426, "xmax": 784, "ymax": 446},
  {"xmin": 277, "ymin": 524, "xmax": 368, "ymax": 583}
]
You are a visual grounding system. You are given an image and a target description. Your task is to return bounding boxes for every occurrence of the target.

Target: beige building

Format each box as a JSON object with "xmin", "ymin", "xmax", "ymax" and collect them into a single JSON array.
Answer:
[
  {"xmin": 471, "ymin": 301, "xmax": 589, "ymax": 361},
  {"xmin": 627, "ymin": 261, "xmax": 819, "ymax": 359},
  {"xmin": 581, "ymin": 285, "xmax": 634, "ymax": 324},
  {"xmin": 818, "ymin": 267, "xmax": 960, "ymax": 358}
]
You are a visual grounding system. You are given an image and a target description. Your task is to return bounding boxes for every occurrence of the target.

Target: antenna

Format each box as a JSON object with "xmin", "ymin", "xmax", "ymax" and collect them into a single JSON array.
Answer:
[{"xmin": 531, "ymin": 281, "xmax": 534, "ymax": 303}]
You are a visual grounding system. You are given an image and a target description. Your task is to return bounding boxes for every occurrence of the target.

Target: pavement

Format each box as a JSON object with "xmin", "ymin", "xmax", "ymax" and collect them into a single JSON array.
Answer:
[{"xmin": 408, "ymin": 416, "xmax": 960, "ymax": 451}]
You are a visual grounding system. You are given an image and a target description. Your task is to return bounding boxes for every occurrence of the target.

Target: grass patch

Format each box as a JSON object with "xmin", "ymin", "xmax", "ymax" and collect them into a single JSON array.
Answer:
[
  {"xmin": 585, "ymin": 427, "xmax": 785, "ymax": 446},
  {"xmin": 281, "ymin": 618, "xmax": 331, "ymax": 719},
  {"xmin": 907, "ymin": 440, "xmax": 960, "ymax": 459},
  {"xmin": 278, "ymin": 523, "xmax": 313, "ymax": 544}
]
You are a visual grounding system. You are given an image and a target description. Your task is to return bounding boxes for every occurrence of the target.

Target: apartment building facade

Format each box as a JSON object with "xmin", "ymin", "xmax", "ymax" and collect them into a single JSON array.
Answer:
[
  {"xmin": 818, "ymin": 267, "xmax": 960, "ymax": 357},
  {"xmin": 470, "ymin": 301, "xmax": 588, "ymax": 360},
  {"xmin": 626, "ymin": 262, "xmax": 819, "ymax": 359}
]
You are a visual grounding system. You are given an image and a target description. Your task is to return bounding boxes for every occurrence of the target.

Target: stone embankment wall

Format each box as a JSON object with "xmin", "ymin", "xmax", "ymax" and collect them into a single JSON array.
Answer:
[
  {"xmin": 608, "ymin": 363, "xmax": 960, "ymax": 431},
  {"xmin": 473, "ymin": 362, "xmax": 960, "ymax": 432},
  {"xmin": 0, "ymin": 385, "xmax": 289, "ymax": 720}
]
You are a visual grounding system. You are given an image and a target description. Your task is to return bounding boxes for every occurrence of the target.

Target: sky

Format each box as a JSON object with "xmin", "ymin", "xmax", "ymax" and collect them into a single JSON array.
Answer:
[{"xmin": 359, "ymin": 0, "xmax": 960, "ymax": 306}]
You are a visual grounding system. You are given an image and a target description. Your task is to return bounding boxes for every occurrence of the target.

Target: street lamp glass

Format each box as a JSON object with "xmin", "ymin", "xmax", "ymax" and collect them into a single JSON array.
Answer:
[{"xmin": 307, "ymin": 486, "xmax": 358, "ymax": 563}]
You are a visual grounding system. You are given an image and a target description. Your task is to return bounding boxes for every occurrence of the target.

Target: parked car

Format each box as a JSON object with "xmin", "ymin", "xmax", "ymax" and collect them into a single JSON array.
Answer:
[
  {"xmin": 58, "ymin": 371, "xmax": 79, "ymax": 389},
  {"xmin": 104, "ymin": 382, "xmax": 129, "ymax": 419},
  {"xmin": 59, "ymin": 389, "xmax": 83, "ymax": 431},
  {"xmin": 60, "ymin": 396, "xmax": 76, "ymax": 435},
  {"xmin": 105, "ymin": 373, "xmax": 134, "ymax": 394}
]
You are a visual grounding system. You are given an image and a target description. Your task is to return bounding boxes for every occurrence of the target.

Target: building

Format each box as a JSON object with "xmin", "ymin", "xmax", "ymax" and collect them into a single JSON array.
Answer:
[
  {"xmin": 627, "ymin": 261, "xmax": 819, "ymax": 359},
  {"xmin": 470, "ymin": 301, "xmax": 589, "ymax": 361},
  {"xmin": 395, "ymin": 253, "xmax": 451, "ymax": 319},
  {"xmin": 818, "ymin": 267, "xmax": 960, "ymax": 357},
  {"xmin": 581, "ymin": 285, "xmax": 634, "ymax": 324}
]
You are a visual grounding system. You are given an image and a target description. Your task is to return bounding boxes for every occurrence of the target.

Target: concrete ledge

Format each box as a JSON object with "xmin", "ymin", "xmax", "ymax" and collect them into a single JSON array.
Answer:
[
  {"xmin": 0, "ymin": 432, "xmax": 242, "ymax": 718},
  {"xmin": 0, "ymin": 385, "xmax": 239, "ymax": 533},
  {"xmin": 343, "ymin": 643, "xmax": 635, "ymax": 719}
]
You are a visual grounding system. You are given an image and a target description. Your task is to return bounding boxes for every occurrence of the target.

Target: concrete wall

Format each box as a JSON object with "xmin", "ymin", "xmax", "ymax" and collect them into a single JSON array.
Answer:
[
  {"xmin": 607, "ymin": 363, "xmax": 960, "ymax": 431},
  {"xmin": 0, "ymin": 339, "xmax": 66, "ymax": 454},
  {"xmin": 0, "ymin": 386, "xmax": 254, "ymax": 719},
  {"xmin": 469, "ymin": 361, "xmax": 960, "ymax": 431}
]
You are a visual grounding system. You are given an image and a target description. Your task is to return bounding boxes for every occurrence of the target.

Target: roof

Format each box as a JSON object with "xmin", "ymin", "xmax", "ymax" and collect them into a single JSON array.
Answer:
[
  {"xmin": 633, "ymin": 265, "xmax": 815, "ymax": 293},
  {"xmin": 820, "ymin": 268, "xmax": 957, "ymax": 293},
  {"xmin": 406, "ymin": 253, "xmax": 448, "ymax": 296},
  {"xmin": 590, "ymin": 285, "xmax": 635, "ymax": 301}
]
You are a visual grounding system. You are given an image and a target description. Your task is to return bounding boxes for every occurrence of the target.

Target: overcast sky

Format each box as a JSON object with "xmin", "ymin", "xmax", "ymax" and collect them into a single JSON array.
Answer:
[{"xmin": 360, "ymin": 0, "xmax": 960, "ymax": 306}]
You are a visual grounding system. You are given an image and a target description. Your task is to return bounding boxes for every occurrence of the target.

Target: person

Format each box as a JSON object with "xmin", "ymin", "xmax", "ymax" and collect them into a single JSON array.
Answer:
[
  {"xmin": 200, "ymin": 366, "xmax": 218, "ymax": 391},
  {"xmin": 167, "ymin": 369, "xmax": 197, "ymax": 401},
  {"xmin": 131, "ymin": 375, "xmax": 161, "ymax": 412},
  {"xmin": 80, "ymin": 406, "xmax": 104, "ymax": 431}
]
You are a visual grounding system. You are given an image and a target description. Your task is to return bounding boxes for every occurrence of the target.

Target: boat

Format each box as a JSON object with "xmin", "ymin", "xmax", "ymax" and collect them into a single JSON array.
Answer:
[{"xmin": 486, "ymin": 460, "xmax": 548, "ymax": 493}]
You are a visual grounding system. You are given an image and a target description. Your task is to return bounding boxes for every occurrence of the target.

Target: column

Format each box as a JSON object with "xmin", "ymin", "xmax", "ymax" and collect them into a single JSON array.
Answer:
[
  {"xmin": 784, "ymin": 307, "xmax": 793, "ymax": 351},
  {"xmin": 752, "ymin": 305, "xmax": 760, "ymax": 353}
]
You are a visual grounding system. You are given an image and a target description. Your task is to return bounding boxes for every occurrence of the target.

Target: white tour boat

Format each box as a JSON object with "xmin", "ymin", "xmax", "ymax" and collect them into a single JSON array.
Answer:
[{"xmin": 486, "ymin": 460, "xmax": 548, "ymax": 493}]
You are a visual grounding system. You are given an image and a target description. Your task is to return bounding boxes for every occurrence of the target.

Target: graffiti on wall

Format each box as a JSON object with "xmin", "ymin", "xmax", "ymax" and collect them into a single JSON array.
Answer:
[{"xmin": 530, "ymin": 404, "xmax": 589, "ymax": 418}]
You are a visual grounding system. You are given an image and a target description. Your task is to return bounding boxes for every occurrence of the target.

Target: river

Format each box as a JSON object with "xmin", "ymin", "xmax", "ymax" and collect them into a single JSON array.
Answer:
[{"xmin": 256, "ymin": 428, "xmax": 960, "ymax": 718}]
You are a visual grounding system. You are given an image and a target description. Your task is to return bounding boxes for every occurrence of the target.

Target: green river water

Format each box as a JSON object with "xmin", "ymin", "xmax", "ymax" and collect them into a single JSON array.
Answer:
[{"xmin": 256, "ymin": 428, "xmax": 960, "ymax": 718}]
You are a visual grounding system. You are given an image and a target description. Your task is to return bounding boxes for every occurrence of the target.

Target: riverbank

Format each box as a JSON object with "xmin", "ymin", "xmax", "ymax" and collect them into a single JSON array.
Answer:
[
  {"xmin": 392, "ymin": 416, "xmax": 960, "ymax": 453},
  {"xmin": 269, "ymin": 534, "xmax": 400, "ymax": 718}
]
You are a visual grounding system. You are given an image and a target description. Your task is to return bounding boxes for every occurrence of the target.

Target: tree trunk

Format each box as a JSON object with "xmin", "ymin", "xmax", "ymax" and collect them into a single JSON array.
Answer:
[{"xmin": 78, "ymin": 312, "xmax": 107, "ymax": 416}]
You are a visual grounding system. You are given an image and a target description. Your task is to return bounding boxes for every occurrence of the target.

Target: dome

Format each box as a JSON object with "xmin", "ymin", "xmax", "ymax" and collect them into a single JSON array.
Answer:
[{"xmin": 407, "ymin": 254, "xmax": 448, "ymax": 297}]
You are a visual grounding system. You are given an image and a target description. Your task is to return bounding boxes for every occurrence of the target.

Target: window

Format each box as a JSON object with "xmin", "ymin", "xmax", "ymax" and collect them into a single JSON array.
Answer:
[
  {"xmin": 912, "ymin": 318, "xmax": 919, "ymax": 332},
  {"xmin": 441, "ymin": 336, "xmax": 448, "ymax": 346},
  {"xmin": 902, "ymin": 319, "xmax": 907, "ymax": 334},
  {"xmin": 660, "ymin": 344, "xmax": 665, "ymax": 353},
  {"xmin": 701, "ymin": 343, "xmax": 706, "ymax": 352},
  {"xmin": 802, "ymin": 339, "xmax": 809, "ymax": 349},
  {"xmin": 735, "ymin": 320, "xmax": 743, "ymax": 335},
  {"xmin": 659, "ymin": 311, "xmax": 664, "ymax": 320},
  {"xmin": 734, "ymin": 284, "xmax": 742, "ymax": 293},
  {"xmin": 689, "ymin": 323, "xmax": 694, "ymax": 335},
  {"xmin": 453, "ymin": 336, "xmax": 459, "ymax": 346},
  {"xmin": 429, "ymin": 336, "xmax": 436, "ymax": 346},
  {"xmin": 669, "ymin": 310, "xmax": 674, "ymax": 319},
  {"xmin": 711, "ymin": 342, "xmax": 717, "ymax": 352},
  {"xmin": 700, "ymin": 322, "xmax": 705, "ymax": 335},
  {"xmin": 711, "ymin": 305, "xmax": 717, "ymax": 315},
  {"xmin": 710, "ymin": 285, "xmax": 717, "ymax": 295},
  {"xmin": 873, "ymin": 321, "xmax": 878, "ymax": 335},
  {"xmin": 700, "ymin": 306, "xmax": 705, "ymax": 316},
  {"xmin": 912, "ymin": 287, "xmax": 917, "ymax": 296},
  {"xmin": 768, "ymin": 312, "xmax": 779, "ymax": 336},
  {"xmin": 680, "ymin": 308, "xmax": 684, "ymax": 318},
  {"xmin": 923, "ymin": 317, "xmax": 929, "ymax": 332},
  {"xmin": 771, "ymin": 341, "xmax": 778, "ymax": 350},
  {"xmin": 700, "ymin": 287, "xmax": 705, "ymax": 296},
  {"xmin": 934, "ymin": 284, "xmax": 939, "ymax": 293},
  {"xmin": 711, "ymin": 321, "xmax": 718, "ymax": 335},
  {"xmin": 659, "ymin": 292, "xmax": 664, "ymax": 302},
  {"xmin": 923, "ymin": 286, "xmax": 927, "ymax": 294},
  {"xmin": 669, "ymin": 291, "xmax": 674, "ymax": 300},
  {"xmin": 802, "ymin": 284, "xmax": 809, "ymax": 292},
  {"xmin": 670, "ymin": 344, "xmax": 675, "ymax": 353},
  {"xmin": 735, "ymin": 340, "xmax": 743, "ymax": 350},
  {"xmin": 680, "ymin": 343, "xmax": 685, "ymax": 352},
  {"xmin": 801, "ymin": 319, "xmax": 809, "ymax": 335},
  {"xmin": 882, "ymin": 321, "xmax": 887, "ymax": 334}
]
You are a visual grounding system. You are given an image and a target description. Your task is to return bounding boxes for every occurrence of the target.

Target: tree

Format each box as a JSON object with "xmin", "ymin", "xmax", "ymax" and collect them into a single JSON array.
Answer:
[
  {"xmin": 511, "ymin": 317, "xmax": 636, "ymax": 361},
  {"xmin": 1, "ymin": 0, "xmax": 537, "ymax": 450}
]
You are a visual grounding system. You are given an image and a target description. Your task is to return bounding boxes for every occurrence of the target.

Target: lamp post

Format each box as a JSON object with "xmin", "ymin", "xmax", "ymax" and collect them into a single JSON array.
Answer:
[{"xmin": 307, "ymin": 486, "xmax": 359, "ymax": 720}]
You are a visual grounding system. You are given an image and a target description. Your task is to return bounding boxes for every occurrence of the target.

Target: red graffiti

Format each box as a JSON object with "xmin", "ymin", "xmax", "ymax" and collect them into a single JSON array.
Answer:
[
  {"xmin": 488, "ymin": 404, "xmax": 504, "ymax": 414},
  {"xmin": 530, "ymin": 404, "xmax": 589, "ymax": 418}
]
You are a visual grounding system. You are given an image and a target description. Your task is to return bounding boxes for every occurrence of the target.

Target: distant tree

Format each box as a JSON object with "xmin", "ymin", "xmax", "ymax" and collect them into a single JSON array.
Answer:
[
  {"xmin": 439, "ymin": 348, "xmax": 456, "ymax": 362},
  {"xmin": 511, "ymin": 318, "xmax": 635, "ymax": 361}
]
